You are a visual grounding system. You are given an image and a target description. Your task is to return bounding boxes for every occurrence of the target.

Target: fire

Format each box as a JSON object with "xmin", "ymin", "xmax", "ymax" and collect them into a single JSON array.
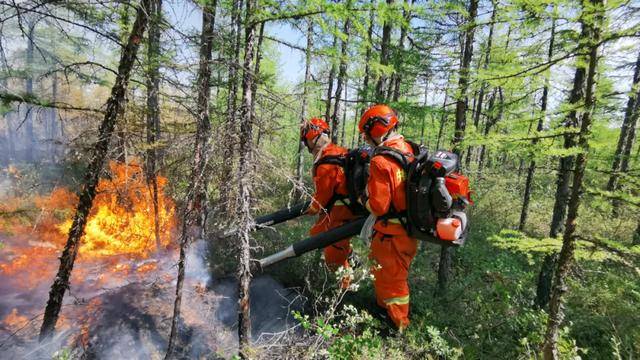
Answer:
[
  {"xmin": 57, "ymin": 160, "xmax": 176, "ymax": 258},
  {"xmin": 2, "ymin": 308, "xmax": 29, "ymax": 332},
  {"xmin": 1, "ymin": 160, "xmax": 177, "ymax": 268}
]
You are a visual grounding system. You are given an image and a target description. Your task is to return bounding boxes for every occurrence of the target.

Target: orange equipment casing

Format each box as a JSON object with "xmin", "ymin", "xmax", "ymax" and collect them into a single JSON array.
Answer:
[{"xmin": 445, "ymin": 172, "xmax": 472, "ymax": 204}]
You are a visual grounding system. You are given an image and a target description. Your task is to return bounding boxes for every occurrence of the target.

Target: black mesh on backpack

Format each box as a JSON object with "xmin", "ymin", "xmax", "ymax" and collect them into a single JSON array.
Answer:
[{"xmin": 313, "ymin": 149, "xmax": 369, "ymax": 215}]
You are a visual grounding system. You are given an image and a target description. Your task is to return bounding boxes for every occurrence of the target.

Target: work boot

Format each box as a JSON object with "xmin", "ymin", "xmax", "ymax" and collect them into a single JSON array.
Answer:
[{"xmin": 368, "ymin": 304, "xmax": 396, "ymax": 338}]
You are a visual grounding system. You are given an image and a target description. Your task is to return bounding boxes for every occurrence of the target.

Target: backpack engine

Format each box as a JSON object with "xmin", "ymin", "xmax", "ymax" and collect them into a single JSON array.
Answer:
[{"xmin": 374, "ymin": 144, "xmax": 472, "ymax": 246}]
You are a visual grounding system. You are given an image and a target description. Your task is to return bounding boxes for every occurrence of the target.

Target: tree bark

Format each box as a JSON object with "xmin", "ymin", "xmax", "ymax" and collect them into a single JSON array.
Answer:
[
  {"xmin": 466, "ymin": 1, "xmax": 496, "ymax": 168},
  {"xmin": 165, "ymin": 1, "xmax": 216, "ymax": 357},
  {"xmin": 0, "ymin": 35, "xmax": 14, "ymax": 163},
  {"xmin": 325, "ymin": 29, "xmax": 338, "ymax": 125},
  {"xmin": 375, "ymin": 0, "xmax": 394, "ymax": 102},
  {"xmin": 607, "ymin": 49, "xmax": 640, "ymax": 196},
  {"xmin": 39, "ymin": 0, "xmax": 151, "ymax": 341},
  {"xmin": 295, "ymin": 19, "xmax": 313, "ymax": 187},
  {"xmin": 146, "ymin": 0, "xmax": 162, "ymax": 251},
  {"xmin": 420, "ymin": 78, "xmax": 429, "ymax": 145},
  {"xmin": 435, "ymin": 74, "xmax": 451, "ymax": 149},
  {"xmin": 549, "ymin": 22, "xmax": 590, "ymax": 238},
  {"xmin": 49, "ymin": 74, "xmax": 58, "ymax": 162},
  {"xmin": 519, "ymin": 18, "xmax": 555, "ymax": 231},
  {"xmin": 25, "ymin": 21, "xmax": 36, "ymax": 162},
  {"xmin": 340, "ymin": 78, "xmax": 348, "ymax": 146},
  {"xmin": 236, "ymin": 0, "xmax": 259, "ymax": 355},
  {"xmin": 331, "ymin": 12, "xmax": 351, "ymax": 143},
  {"xmin": 634, "ymin": 219, "xmax": 640, "ymax": 245},
  {"xmin": 361, "ymin": 8, "xmax": 375, "ymax": 104},
  {"xmin": 390, "ymin": 0, "xmax": 412, "ymax": 102},
  {"xmin": 543, "ymin": 1, "xmax": 603, "ymax": 356},
  {"xmin": 219, "ymin": 0, "xmax": 244, "ymax": 214},
  {"xmin": 353, "ymin": 9, "xmax": 375, "ymax": 148},
  {"xmin": 439, "ymin": 0, "xmax": 477, "ymax": 295},
  {"xmin": 535, "ymin": 253, "xmax": 558, "ymax": 309},
  {"xmin": 250, "ymin": 22, "xmax": 265, "ymax": 130}
]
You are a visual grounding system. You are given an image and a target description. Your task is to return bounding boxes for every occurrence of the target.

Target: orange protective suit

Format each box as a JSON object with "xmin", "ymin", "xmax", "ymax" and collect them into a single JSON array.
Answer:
[
  {"xmin": 308, "ymin": 143, "xmax": 358, "ymax": 272},
  {"xmin": 365, "ymin": 136, "xmax": 418, "ymax": 329}
]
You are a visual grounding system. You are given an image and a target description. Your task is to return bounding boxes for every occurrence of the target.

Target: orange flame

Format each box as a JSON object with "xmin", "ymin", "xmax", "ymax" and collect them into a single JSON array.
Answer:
[
  {"xmin": 0, "ymin": 160, "xmax": 177, "ymax": 278},
  {"xmin": 56, "ymin": 161, "xmax": 176, "ymax": 258},
  {"xmin": 2, "ymin": 308, "xmax": 29, "ymax": 332}
]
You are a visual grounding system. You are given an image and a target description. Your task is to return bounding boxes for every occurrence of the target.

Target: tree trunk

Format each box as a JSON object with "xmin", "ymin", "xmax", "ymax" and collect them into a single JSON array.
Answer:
[
  {"xmin": 477, "ymin": 89, "xmax": 497, "ymax": 174},
  {"xmin": 435, "ymin": 74, "xmax": 451, "ymax": 149},
  {"xmin": 361, "ymin": 8, "xmax": 375, "ymax": 104},
  {"xmin": 325, "ymin": 29, "xmax": 338, "ymax": 124},
  {"xmin": 375, "ymin": 0, "xmax": 394, "ymax": 102},
  {"xmin": 236, "ymin": 0, "xmax": 259, "ymax": 355},
  {"xmin": 165, "ymin": 1, "xmax": 216, "ymax": 357},
  {"xmin": 549, "ymin": 23, "xmax": 590, "ymax": 238},
  {"xmin": 39, "ymin": 0, "xmax": 151, "ymax": 341},
  {"xmin": 249, "ymin": 22, "xmax": 265, "ymax": 187},
  {"xmin": 331, "ymin": 13, "xmax": 351, "ymax": 143},
  {"xmin": 340, "ymin": 79, "xmax": 348, "ymax": 146},
  {"xmin": 295, "ymin": 19, "xmax": 313, "ymax": 187},
  {"xmin": 439, "ymin": 0, "xmax": 477, "ymax": 295},
  {"xmin": 49, "ymin": 74, "xmax": 58, "ymax": 162},
  {"xmin": 353, "ymin": 9, "xmax": 375, "ymax": 148},
  {"xmin": 25, "ymin": 21, "xmax": 36, "ymax": 162},
  {"xmin": 543, "ymin": 1, "xmax": 603, "ymax": 356},
  {"xmin": 0, "ymin": 38, "xmax": 13, "ymax": 163},
  {"xmin": 146, "ymin": 0, "xmax": 162, "ymax": 251},
  {"xmin": 466, "ymin": 1, "xmax": 496, "ymax": 168},
  {"xmin": 250, "ymin": 22, "xmax": 265, "ymax": 129},
  {"xmin": 519, "ymin": 18, "xmax": 555, "ymax": 232},
  {"xmin": 390, "ymin": 0, "xmax": 412, "ymax": 102},
  {"xmin": 420, "ymin": 78, "xmax": 429, "ymax": 145},
  {"xmin": 607, "ymin": 49, "xmax": 640, "ymax": 204},
  {"xmin": 634, "ymin": 219, "xmax": 640, "ymax": 245},
  {"xmin": 535, "ymin": 253, "xmax": 558, "ymax": 309},
  {"xmin": 219, "ymin": 0, "xmax": 244, "ymax": 214}
]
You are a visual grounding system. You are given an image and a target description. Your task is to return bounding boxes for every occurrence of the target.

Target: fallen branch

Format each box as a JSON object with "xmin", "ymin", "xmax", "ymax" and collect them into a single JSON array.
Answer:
[{"xmin": 0, "ymin": 91, "xmax": 104, "ymax": 114}]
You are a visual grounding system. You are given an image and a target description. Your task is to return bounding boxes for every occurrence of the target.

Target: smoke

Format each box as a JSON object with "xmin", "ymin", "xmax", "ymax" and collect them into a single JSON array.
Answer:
[{"xmin": 0, "ymin": 238, "xmax": 303, "ymax": 359}]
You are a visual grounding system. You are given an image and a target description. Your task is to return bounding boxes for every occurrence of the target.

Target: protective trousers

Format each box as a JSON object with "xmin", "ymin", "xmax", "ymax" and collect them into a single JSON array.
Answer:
[
  {"xmin": 310, "ymin": 207, "xmax": 353, "ymax": 288},
  {"xmin": 369, "ymin": 230, "xmax": 417, "ymax": 329}
]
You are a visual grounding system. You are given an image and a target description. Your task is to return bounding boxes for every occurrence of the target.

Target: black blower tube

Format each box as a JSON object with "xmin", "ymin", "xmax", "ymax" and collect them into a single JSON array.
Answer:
[
  {"xmin": 223, "ymin": 201, "xmax": 311, "ymax": 237},
  {"xmin": 258, "ymin": 217, "xmax": 367, "ymax": 268},
  {"xmin": 254, "ymin": 200, "xmax": 311, "ymax": 228}
]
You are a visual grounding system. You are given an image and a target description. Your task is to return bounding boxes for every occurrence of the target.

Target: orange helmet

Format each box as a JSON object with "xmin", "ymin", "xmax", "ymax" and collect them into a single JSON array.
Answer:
[
  {"xmin": 301, "ymin": 117, "xmax": 330, "ymax": 143},
  {"xmin": 358, "ymin": 104, "xmax": 398, "ymax": 138}
]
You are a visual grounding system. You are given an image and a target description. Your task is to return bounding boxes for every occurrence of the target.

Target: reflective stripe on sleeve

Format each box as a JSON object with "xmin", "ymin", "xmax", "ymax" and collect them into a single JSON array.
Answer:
[{"xmin": 384, "ymin": 295, "xmax": 410, "ymax": 305}]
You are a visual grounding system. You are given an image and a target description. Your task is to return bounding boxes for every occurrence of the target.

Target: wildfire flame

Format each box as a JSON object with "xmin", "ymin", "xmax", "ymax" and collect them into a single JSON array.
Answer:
[
  {"xmin": 56, "ymin": 161, "xmax": 176, "ymax": 258},
  {"xmin": 0, "ymin": 160, "xmax": 177, "ymax": 273}
]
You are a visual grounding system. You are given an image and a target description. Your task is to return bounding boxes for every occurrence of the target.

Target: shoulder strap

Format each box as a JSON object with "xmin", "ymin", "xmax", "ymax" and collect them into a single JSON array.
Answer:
[
  {"xmin": 405, "ymin": 140, "xmax": 425, "ymax": 158},
  {"xmin": 313, "ymin": 154, "xmax": 346, "ymax": 176},
  {"xmin": 373, "ymin": 146, "xmax": 412, "ymax": 171}
]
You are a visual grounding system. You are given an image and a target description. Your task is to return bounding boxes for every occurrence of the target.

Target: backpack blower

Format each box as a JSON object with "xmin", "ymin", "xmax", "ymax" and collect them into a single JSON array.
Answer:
[{"xmin": 256, "ymin": 146, "xmax": 473, "ymax": 269}]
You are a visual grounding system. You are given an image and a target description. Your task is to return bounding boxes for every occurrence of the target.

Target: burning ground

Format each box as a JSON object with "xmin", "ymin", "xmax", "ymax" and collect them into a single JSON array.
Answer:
[{"xmin": 0, "ymin": 162, "xmax": 302, "ymax": 359}]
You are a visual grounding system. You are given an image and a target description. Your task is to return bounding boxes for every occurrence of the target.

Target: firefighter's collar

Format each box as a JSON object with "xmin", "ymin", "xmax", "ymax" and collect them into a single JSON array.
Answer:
[
  {"xmin": 313, "ymin": 142, "xmax": 330, "ymax": 164},
  {"xmin": 379, "ymin": 134, "xmax": 403, "ymax": 146}
]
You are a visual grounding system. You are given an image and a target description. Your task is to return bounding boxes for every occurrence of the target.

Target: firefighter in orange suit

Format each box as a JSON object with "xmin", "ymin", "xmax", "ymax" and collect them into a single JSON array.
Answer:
[
  {"xmin": 301, "ymin": 118, "xmax": 358, "ymax": 282},
  {"xmin": 358, "ymin": 104, "xmax": 418, "ymax": 331}
]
